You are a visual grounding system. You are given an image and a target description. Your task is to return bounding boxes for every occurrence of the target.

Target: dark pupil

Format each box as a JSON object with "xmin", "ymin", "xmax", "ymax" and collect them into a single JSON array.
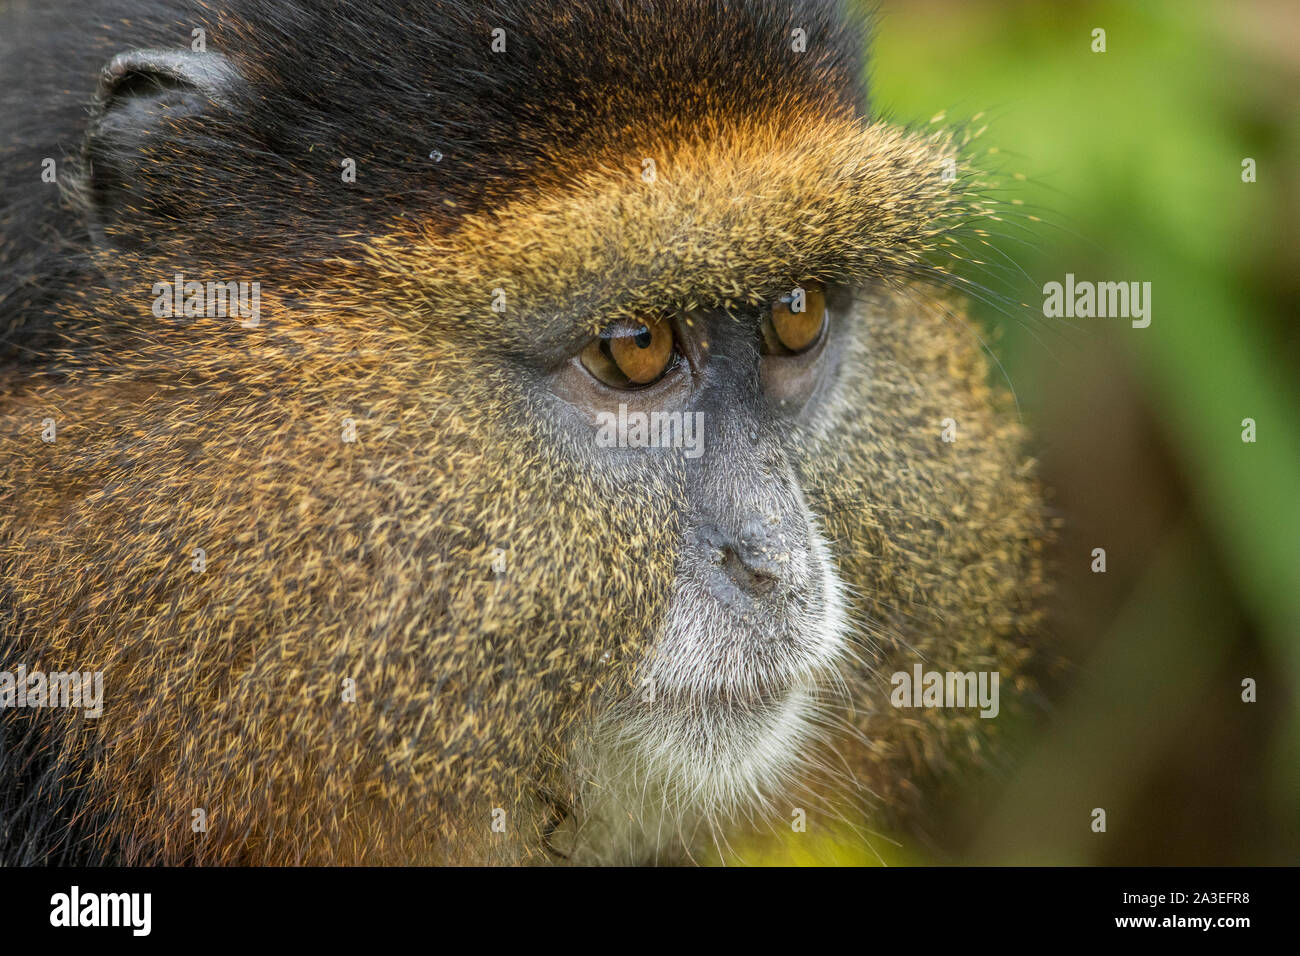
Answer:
[{"xmin": 633, "ymin": 325, "xmax": 653, "ymax": 349}]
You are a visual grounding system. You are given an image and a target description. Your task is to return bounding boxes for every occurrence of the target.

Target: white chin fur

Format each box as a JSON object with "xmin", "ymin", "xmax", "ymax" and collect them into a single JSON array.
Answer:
[{"xmin": 560, "ymin": 515, "xmax": 849, "ymax": 864}]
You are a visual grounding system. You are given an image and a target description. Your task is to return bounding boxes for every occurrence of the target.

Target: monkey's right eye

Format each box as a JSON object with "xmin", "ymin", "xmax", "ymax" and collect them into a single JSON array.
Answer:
[{"xmin": 579, "ymin": 317, "xmax": 677, "ymax": 388}]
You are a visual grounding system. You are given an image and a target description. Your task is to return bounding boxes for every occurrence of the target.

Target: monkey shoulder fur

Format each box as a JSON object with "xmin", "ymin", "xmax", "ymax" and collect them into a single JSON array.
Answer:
[{"xmin": 0, "ymin": 0, "xmax": 1048, "ymax": 865}]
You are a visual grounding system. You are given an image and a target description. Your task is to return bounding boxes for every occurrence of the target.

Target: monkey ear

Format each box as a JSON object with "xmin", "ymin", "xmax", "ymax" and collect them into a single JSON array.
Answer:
[{"xmin": 84, "ymin": 49, "xmax": 239, "ymax": 250}]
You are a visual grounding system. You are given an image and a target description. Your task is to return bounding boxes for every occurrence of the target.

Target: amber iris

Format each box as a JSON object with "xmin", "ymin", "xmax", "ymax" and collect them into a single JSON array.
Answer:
[
  {"xmin": 581, "ymin": 316, "xmax": 676, "ymax": 388},
  {"xmin": 763, "ymin": 282, "xmax": 827, "ymax": 355}
]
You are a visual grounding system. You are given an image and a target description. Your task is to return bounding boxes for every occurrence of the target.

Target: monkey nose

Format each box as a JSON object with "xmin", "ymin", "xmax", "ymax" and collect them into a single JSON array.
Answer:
[{"xmin": 697, "ymin": 518, "xmax": 790, "ymax": 597}]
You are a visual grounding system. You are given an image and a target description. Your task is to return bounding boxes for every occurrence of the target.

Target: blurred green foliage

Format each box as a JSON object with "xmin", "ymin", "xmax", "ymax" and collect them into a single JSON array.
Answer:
[{"xmin": 745, "ymin": 0, "xmax": 1299, "ymax": 865}]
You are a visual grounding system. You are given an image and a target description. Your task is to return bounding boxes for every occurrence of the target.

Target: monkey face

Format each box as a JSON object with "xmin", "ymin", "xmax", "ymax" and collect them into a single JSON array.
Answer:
[{"xmin": 0, "ymin": 0, "xmax": 1045, "ymax": 865}]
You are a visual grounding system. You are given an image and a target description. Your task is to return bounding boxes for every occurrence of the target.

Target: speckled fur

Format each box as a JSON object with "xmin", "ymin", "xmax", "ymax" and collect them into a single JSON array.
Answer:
[{"xmin": 0, "ymin": 0, "xmax": 1045, "ymax": 864}]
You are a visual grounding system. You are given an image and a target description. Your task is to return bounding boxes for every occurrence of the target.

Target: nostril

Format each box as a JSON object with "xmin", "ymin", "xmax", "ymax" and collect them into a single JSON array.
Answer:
[
  {"xmin": 700, "ymin": 522, "xmax": 782, "ymax": 596},
  {"xmin": 720, "ymin": 545, "xmax": 779, "ymax": 594}
]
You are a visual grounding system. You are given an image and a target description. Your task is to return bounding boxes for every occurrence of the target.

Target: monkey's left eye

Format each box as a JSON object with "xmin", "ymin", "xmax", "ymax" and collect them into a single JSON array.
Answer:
[
  {"xmin": 761, "ymin": 282, "xmax": 828, "ymax": 355},
  {"xmin": 580, "ymin": 317, "xmax": 677, "ymax": 388}
]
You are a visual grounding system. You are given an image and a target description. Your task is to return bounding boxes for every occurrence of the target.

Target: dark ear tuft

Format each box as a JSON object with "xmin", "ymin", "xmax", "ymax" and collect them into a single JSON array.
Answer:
[{"xmin": 85, "ymin": 50, "xmax": 238, "ymax": 250}]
